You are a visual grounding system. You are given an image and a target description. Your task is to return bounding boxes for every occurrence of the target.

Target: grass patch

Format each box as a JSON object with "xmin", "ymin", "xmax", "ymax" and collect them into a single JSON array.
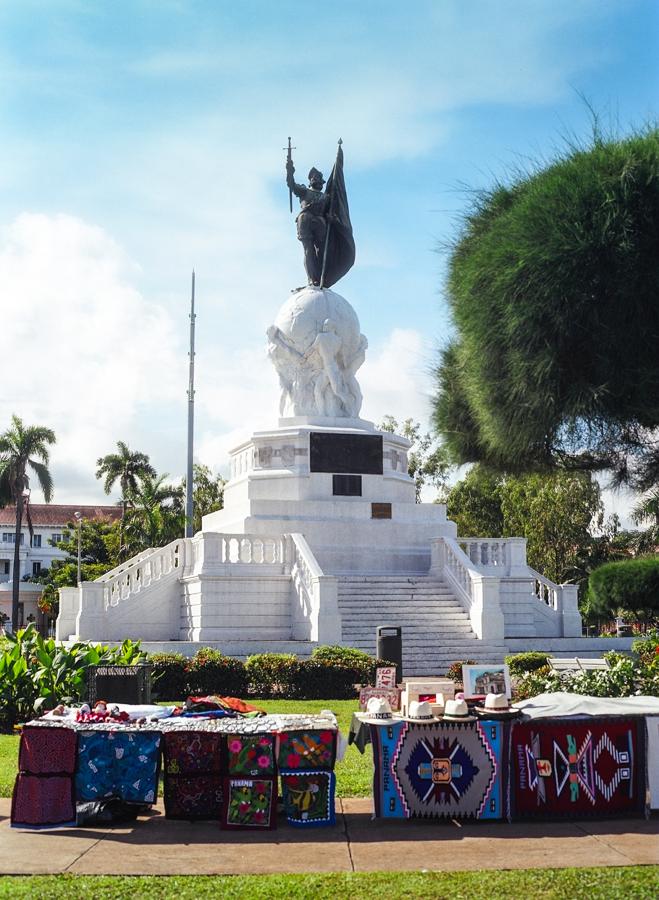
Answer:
[
  {"xmin": 0, "ymin": 699, "xmax": 371, "ymax": 799},
  {"xmin": 0, "ymin": 868, "xmax": 657, "ymax": 899}
]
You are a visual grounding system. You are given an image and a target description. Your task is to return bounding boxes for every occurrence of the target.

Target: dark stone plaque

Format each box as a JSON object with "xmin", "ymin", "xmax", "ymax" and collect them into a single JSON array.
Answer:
[
  {"xmin": 333, "ymin": 474, "xmax": 362, "ymax": 496},
  {"xmin": 371, "ymin": 502, "xmax": 392, "ymax": 519},
  {"xmin": 310, "ymin": 432, "xmax": 383, "ymax": 474}
]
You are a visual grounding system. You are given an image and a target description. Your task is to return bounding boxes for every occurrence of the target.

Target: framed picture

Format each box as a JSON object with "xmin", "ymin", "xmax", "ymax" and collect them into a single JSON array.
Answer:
[{"xmin": 461, "ymin": 664, "xmax": 511, "ymax": 700}]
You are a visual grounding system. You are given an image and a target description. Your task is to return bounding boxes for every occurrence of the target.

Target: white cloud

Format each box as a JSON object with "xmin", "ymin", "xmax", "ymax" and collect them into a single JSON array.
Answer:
[
  {"xmin": 360, "ymin": 328, "xmax": 435, "ymax": 429},
  {"xmin": 1, "ymin": 213, "xmax": 183, "ymax": 502}
]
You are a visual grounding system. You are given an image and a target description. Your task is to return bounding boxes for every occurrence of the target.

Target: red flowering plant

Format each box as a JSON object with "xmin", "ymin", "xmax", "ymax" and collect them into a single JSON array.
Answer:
[{"xmin": 227, "ymin": 735, "xmax": 275, "ymax": 776}]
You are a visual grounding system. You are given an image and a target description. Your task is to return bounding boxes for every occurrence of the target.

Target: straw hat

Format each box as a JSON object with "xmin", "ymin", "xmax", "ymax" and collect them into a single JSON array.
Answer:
[
  {"xmin": 474, "ymin": 693, "xmax": 520, "ymax": 719},
  {"xmin": 442, "ymin": 698, "xmax": 476, "ymax": 722},
  {"xmin": 362, "ymin": 696, "xmax": 396, "ymax": 724},
  {"xmin": 403, "ymin": 700, "xmax": 440, "ymax": 722}
]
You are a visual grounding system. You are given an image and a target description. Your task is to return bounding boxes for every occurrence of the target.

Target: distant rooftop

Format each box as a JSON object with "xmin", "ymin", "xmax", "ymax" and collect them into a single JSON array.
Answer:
[{"xmin": 0, "ymin": 503, "xmax": 122, "ymax": 527}]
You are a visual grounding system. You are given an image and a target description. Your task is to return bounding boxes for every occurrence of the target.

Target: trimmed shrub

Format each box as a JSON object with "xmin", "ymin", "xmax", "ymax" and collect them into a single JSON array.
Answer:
[
  {"xmin": 589, "ymin": 556, "xmax": 659, "ymax": 624},
  {"xmin": 186, "ymin": 648, "xmax": 247, "ymax": 697},
  {"xmin": 505, "ymin": 652, "xmax": 550, "ymax": 677},
  {"xmin": 446, "ymin": 660, "xmax": 476, "ymax": 682},
  {"xmin": 245, "ymin": 654, "xmax": 303, "ymax": 699},
  {"xmin": 150, "ymin": 652, "xmax": 188, "ymax": 701}
]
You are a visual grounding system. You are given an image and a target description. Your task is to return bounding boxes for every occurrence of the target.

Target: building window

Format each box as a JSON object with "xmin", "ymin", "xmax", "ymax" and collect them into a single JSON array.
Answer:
[
  {"xmin": 32, "ymin": 561, "xmax": 42, "ymax": 576},
  {"xmin": 32, "ymin": 534, "xmax": 42, "ymax": 548},
  {"xmin": 50, "ymin": 534, "xmax": 63, "ymax": 545},
  {"xmin": 2, "ymin": 533, "xmax": 24, "ymax": 544},
  {"xmin": 1, "ymin": 561, "xmax": 9, "ymax": 575}
]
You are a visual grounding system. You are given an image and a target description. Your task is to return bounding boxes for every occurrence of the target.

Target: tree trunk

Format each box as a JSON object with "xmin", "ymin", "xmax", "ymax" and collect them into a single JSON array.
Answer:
[
  {"xmin": 11, "ymin": 494, "xmax": 23, "ymax": 632},
  {"xmin": 120, "ymin": 497, "xmax": 127, "ymax": 560}
]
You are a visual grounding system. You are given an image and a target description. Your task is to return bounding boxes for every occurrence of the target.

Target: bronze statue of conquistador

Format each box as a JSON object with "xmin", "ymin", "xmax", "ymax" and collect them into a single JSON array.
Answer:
[
  {"xmin": 285, "ymin": 139, "xmax": 356, "ymax": 289},
  {"xmin": 286, "ymin": 163, "xmax": 330, "ymax": 286}
]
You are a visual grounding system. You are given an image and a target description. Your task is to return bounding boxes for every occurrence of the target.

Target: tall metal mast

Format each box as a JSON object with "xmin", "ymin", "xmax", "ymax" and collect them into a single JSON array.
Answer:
[{"xmin": 185, "ymin": 270, "xmax": 196, "ymax": 538}]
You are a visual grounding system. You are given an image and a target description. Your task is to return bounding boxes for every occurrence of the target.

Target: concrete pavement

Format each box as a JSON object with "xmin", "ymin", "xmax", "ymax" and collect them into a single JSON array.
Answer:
[{"xmin": 0, "ymin": 798, "xmax": 657, "ymax": 875}]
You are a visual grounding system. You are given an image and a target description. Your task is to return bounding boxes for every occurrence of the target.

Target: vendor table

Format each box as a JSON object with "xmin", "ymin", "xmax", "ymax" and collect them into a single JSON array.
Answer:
[
  {"xmin": 349, "ymin": 710, "xmax": 651, "ymax": 821},
  {"xmin": 11, "ymin": 713, "xmax": 339, "ymax": 831}
]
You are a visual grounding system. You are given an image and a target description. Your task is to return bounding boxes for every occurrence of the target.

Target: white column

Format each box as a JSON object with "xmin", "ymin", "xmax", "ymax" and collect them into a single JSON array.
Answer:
[
  {"xmin": 559, "ymin": 583, "xmax": 582, "ymax": 637},
  {"xmin": 75, "ymin": 583, "xmax": 107, "ymax": 640}
]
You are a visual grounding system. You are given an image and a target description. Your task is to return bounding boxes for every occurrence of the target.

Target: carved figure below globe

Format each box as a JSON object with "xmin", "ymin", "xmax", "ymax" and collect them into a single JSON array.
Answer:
[{"xmin": 267, "ymin": 286, "xmax": 367, "ymax": 419}]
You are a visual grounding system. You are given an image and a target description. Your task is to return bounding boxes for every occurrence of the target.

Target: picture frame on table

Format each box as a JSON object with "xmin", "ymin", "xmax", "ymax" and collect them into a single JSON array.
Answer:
[{"xmin": 461, "ymin": 664, "xmax": 511, "ymax": 699}]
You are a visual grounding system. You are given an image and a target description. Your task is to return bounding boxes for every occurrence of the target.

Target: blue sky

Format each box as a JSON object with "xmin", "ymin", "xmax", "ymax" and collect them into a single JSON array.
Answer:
[{"xmin": 1, "ymin": 0, "xmax": 657, "ymax": 520}]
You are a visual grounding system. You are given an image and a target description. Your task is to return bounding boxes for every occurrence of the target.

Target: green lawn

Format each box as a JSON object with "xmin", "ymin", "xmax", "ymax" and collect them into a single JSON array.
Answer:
[
  {"xmin": 0, "ymin": 868, "xmax": 657, "ymax": 899},
  {"xmin": 0, "ymin": 698, "xmax": 371, "ymax": 798}
]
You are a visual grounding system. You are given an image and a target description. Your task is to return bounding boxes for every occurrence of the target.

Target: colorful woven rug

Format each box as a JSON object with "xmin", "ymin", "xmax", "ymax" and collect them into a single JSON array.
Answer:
[
  {"xmin": 76, "ymin": 730, "xmax": 161, "ymax": 805},
  {"xmin": 371, "ymin": 719, "xmax": 507, "ymax": 819},
  {"xmin": 163, "ymin": 731, "xmax": 223, "ymax": 819},
  {"xmin": 221, "ymin": 777, "xmax": 277, "ymax": 830},
  {"xmin": 11, "ymin": 726, "xmax": 77, "ymax": 827},
  {"xmin": 276, "ymin": 729, "xmax": 336, "ymax": 770},
  {"xmin": 511, "ymin": 717, "xmax": 647, "ymax": 818},
  {"xmin": 280, "ymin": 770, "xmax": 336, "ymax": 827}
]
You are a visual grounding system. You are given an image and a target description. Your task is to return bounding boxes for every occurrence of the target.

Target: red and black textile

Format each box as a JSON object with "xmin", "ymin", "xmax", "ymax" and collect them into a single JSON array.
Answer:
[
  {"xmin": 163, "ymin": 731, "xmax": 224, "ymax": 819},
  {"xmin": 11, "ymin": 726, "xmax": 77, "ymax": 827},
  {"xmin": 221, "ymin": 777, "xmax": 277, "ymax": 830},
  {"xmin": 511, "ymin": 717, "xmax": 647, "ymax": 819}
]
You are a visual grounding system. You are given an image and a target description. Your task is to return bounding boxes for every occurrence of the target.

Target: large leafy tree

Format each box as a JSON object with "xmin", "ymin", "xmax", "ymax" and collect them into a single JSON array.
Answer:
[
  {"xmin": 433, "ymin": 127, "xmax": 659, "ymax": 488},
  {"xmin": 444, "ymin": 466, "xmax": 504, "ymax": 538},
  {"xmin": 379, "ymin": 416, "xmax": 451, "ymax": 501},
  {"xmin": 443, "ymin": 465, "xmax": 623, "ymax": 599},
  {"xmin": 0, "ymin": 415, "xmax": 56, "ymax": 630},
  {"xmin": 95, "ymin": 441, "xmax": 156, "ymax": 555},
  {"xmin": 177, "ymin": 463, "xmax": 225, "ymax": 534}
]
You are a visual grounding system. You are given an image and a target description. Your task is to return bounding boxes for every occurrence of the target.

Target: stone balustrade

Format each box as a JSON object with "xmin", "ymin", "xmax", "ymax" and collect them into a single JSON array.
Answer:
[
  {"xmin": 430, "ymin": 536, "xmax": 504, "ymax": 641},
  {"xmin": 105, "ymin": 539, "xmax": 185, "ymax": 609}
]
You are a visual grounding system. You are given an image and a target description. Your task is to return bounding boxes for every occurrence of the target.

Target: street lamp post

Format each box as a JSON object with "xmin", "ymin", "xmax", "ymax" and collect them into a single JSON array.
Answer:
[{"xmin": 74, "ymin": 512, "xmax": 82, "ymax": 586}]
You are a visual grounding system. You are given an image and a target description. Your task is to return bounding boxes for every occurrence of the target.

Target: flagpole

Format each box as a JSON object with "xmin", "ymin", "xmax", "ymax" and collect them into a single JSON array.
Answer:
[
  {"xmin": 319, "ymin": 138, "xmax": 342, "ymax": 289},
  {"xmin": 185, "ymin": 270, "xmax": 196, "ymax": 538}
]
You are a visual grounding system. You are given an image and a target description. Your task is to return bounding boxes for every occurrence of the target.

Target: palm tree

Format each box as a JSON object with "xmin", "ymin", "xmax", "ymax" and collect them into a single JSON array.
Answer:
[
  {"xmin": 0, "ymin": 415, "xmax": 56, "ymax": 631},
  {"xmin": 631, "ymin": 489, "xmax": 659, "ymax": 553},
  {"xmin": 95, "ymin": 441, "xmax": 156, "ymax": 557},
  {"xmin": 124, "ymin": 473, "xmax": 184, "ymax": 553}
]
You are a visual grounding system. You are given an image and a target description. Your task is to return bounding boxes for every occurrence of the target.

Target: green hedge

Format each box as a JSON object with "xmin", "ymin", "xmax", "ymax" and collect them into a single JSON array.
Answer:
[
  {"xmin": 151, "ymin": 645, "xmax": 391, "ymax": 701},
  {"xmin": 589, "ymin": 556, "xmax": 659, "ymax": 623},
  {"xmin": 505, "ymin": 651, "xmax": 550, "ymax": 677},
  {"xmin": 150, "ymin": 649, "xmax": 247, "ymax": 700}
]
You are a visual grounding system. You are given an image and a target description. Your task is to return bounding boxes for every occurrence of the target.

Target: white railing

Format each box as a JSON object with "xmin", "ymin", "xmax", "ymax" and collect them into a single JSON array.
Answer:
[
  {"xmin": 97, "ymin": 546, "xmax": 159, "ymax": 582},
  {"xmin": 288, "ymin": 533, "xmax": 340, "ymax": 643},
  {"xmin": 439, "ymin": 537, "xmax": 482, "ymax": 612},
  {"xmin": 430, "ymin": 536, "xmax": 505, "ymax": 641},
  {"xmin": 219, "ymin": 534, "xmax": 289, "ymax": 565},
  {"xmin": 104, "ymin": 538, "xmax": 186, "ymax": 609},
  {"xmin": 458, "ymin": 538, "xmax": 508, "ymax": 570},
  {"xmin": 532, "ymin": 570, "xmax": 561, "ymax": 611}
]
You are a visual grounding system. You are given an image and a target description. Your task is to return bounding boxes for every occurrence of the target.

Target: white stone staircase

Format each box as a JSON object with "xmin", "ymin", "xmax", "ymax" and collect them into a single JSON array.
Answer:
[{"xmin": 338, "ymin": 575, "xmax": 508, "ymax": 676}]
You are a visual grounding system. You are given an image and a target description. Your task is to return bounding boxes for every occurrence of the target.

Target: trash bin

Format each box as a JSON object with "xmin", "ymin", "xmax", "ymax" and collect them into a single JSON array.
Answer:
[
  {"xmin": 377, "ymin": 625, "xmax": 402, "ymax": 681},
  {"xmin": 87, "ymin": 664, "xmax": 152, "ymax": 705}
]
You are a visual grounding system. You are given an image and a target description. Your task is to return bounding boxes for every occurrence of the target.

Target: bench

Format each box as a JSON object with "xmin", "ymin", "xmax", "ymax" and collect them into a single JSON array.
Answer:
[{"xmin": 549, "ymin": 657, "xmax": 609, "ymax": 672}]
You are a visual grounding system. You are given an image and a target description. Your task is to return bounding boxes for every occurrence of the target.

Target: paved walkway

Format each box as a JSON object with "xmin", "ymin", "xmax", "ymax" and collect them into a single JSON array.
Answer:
[{"xmin": 0, "ymin": 798, "xmax": 657, "ymax": 875}]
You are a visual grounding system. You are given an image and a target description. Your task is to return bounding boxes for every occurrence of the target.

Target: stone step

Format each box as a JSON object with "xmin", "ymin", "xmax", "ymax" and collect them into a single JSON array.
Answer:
[{"xmin": 337, "ymin": 586, "xmax": 455, "ymax": 598}]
